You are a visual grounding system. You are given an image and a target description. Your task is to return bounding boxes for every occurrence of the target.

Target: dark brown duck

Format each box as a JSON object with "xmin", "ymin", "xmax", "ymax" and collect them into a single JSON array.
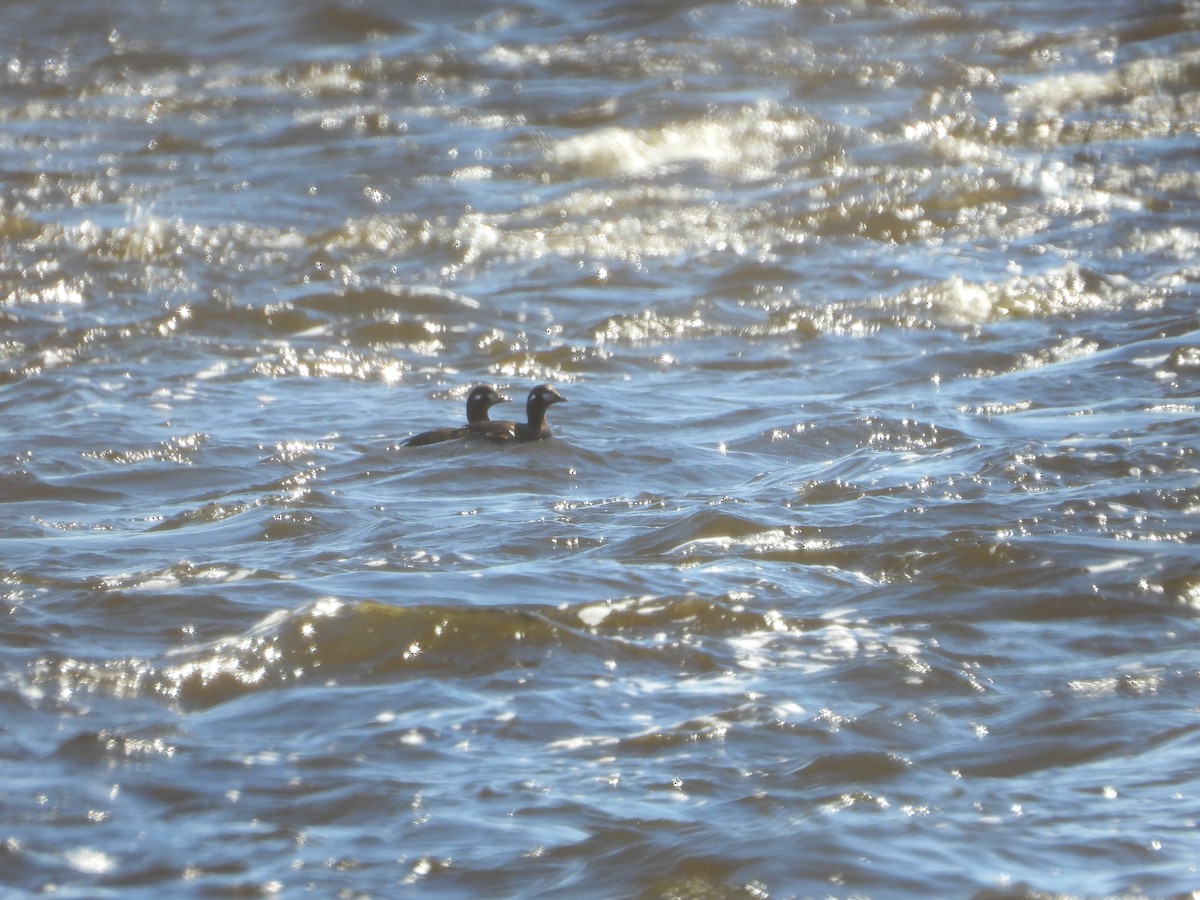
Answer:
[
  {"xmin": 403, "ymin": 384, "xmax": 509, "ymax": 447},
  {"xmin": 470, "ymin": 383, "xmax": 567, "ymax": 442}
]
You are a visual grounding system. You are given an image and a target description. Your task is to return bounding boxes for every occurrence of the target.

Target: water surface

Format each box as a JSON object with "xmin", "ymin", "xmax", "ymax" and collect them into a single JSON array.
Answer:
[{"xmin": 3, "ymin": 0, "xmax": 1200, "ymax": 896}]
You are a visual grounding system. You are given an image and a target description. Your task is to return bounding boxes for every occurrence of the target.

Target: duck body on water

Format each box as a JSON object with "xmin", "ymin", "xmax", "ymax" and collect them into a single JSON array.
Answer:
[
  {"xmin": 405, "ymin": 384, "xmax": 567, "ymax": 447},
  {"xmin": 402, "ymin": 384, "xmax": 510, "ymax": 447},
  {"xmin": 471, "ymin": 384, "xmax": 567, "ymax": 443}
]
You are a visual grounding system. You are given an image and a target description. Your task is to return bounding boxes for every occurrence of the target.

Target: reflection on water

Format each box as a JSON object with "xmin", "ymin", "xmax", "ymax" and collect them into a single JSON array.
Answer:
[{"xmin": 3, "ymin": 0, "xmax": 1200, "ymax": 896}]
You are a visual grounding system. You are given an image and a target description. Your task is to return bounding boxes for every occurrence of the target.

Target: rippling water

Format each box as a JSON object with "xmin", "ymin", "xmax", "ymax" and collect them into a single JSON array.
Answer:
[{"xmin": 4, "ymin": 0, "xmax": 1200, "ymax": 896}]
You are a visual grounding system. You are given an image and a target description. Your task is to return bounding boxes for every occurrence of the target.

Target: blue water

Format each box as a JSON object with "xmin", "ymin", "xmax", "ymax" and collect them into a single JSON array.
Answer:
[{"xmin": 3, "ymin": 0, "xmax": 1200, "ymax": 896}]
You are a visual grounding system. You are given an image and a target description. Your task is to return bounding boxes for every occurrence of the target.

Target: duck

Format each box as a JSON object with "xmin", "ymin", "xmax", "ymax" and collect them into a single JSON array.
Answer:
[
  {"xmin": 470, "ymin": 383, "xmax": 567, "ymax": 442},
  {"xmin": 403, "ymin": 384, "xmax": 509, "ymax": 447}
]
